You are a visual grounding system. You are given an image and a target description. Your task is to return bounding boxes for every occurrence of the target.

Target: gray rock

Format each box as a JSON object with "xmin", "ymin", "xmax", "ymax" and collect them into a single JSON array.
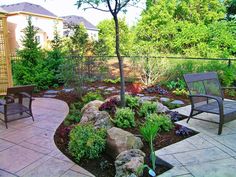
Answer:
[
  {"xmin": 136, "ymin": 94, "xmax": 145, "ymax": 97},
  {"xmin": 98, "ymin": 86, "xmax": 107, "ymax": 89},
  {"xmin": 171, "ymin": 100, "xmax": 185, "ymax": 105},
  {"xmin": 160, "ymin": 97, "xmax": 170, "ymax": 102},
  {"xmin": 94, "ymin": 111, "xmax": 113, "ymax": 130},
  {"xmin": 156, "ymin": 102, "xmax": 169, "ymax": 113},
  {"xmin": 105, "ymin": 95, "xmax": 121, "ymax": 102},
  {"xmin": 115, "ymin": 149, "xmax": 145, "ymax": 177},
  {"xmin": 106, "ymin": 127, "xmax": 143, "ymax": 159}
]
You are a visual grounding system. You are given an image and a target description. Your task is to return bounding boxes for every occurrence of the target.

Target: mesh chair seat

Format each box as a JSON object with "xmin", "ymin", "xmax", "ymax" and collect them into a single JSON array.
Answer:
[{"xmin": 0, "ymin": 103, "xmax": 30, "ymax": 115}]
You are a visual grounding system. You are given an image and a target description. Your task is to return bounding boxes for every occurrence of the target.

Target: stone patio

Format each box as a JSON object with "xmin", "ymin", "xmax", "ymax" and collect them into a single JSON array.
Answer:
[
  {"xmin": 1, "ymin": 98, "xmax": 236, "ymax": 177},
  {"xmin": 157, "ymin": 105, "xmax": 236, "ymax": 177},
  {"xmin": 0, "ymin": 98, "xmax": 94, "ymax": 177}
]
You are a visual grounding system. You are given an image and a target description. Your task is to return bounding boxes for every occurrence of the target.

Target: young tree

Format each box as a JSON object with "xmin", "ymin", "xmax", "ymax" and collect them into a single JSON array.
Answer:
[{"xmin": 76, "ymin": 0, "xmax": 139, "ymax": 107}]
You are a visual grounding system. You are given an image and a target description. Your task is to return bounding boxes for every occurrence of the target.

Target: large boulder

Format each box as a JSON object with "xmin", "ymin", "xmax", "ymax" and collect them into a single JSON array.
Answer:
[
  {"xmin": 81, "ymin": 100, "xmax": 104, "ymax": 113},
  {"xmin": 156, "ymin": 101, "xmax": 169, "ymax": 113},
  {"xmin": 80, "ymin": 100, "xmax": 113, "ymax": 130},
  {"xmin": 115, "ymin": 149, "xmax": 145, "ymax": 177},
  {"xmin": 106, "ymin": 127, "xmax": 143, "ymax": 159}
]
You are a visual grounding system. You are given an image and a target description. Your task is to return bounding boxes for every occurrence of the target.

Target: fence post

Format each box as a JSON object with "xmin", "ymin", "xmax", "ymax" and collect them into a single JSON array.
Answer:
[{"xmin": 228, "ymin": 59, "xmax": 231, "ymax": 68}]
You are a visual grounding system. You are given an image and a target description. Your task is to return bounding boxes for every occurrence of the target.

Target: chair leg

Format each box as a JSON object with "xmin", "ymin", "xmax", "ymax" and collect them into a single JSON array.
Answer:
[
  {"xmin": 31, "ymin": 114, "xmax": 34, "ymax": 122},
  {"xmin": 4, "ymin": 115, "xmax": 8, "ymax": 129},
  {"xmin": 187, "ymin": 109, "xmax": 193, "ymax": 123},
  {"xmin": 218, "ymin": 123, "xmax": 223, "ymax": 135}
]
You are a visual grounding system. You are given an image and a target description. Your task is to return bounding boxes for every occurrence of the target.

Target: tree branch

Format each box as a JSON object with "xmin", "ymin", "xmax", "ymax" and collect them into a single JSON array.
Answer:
[
  {"xmin": 106, "ymin": 0, "xmax": 115, "ymax": 16},
  {"xmin": 83, "ymin": 1, "xmax": 110, "ymax": 12}
]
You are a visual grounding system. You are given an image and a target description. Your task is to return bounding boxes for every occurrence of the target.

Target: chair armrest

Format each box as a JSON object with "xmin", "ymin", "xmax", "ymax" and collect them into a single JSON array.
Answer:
[
  {"xmin": 189, "ymin": 94, "xmax": 224, "ymax": 114},
  {"xmin": 4, "ymin": 95, "xmax": 15, "ymax": 104},
  {"xmin": 19, "ymin": 92, "xmax": 33, "ymax": 99}
]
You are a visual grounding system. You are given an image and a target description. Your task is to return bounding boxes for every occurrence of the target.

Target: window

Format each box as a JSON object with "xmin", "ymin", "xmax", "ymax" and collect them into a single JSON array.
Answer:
[{"xmin": 35, "ymin": 35, "xmax": 40, "ymax": 43}]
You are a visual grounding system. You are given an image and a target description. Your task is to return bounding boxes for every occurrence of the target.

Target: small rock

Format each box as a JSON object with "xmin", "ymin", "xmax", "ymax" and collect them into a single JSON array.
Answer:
[
  {"xmin": 160, "ymin": 97, "xmax": 170, "ymax": 102},
  {"xmin": 115, "ymin": 149, "xmax": 145, "ymax": 177},
  {"xmin": 106, "ymin": 127, "xmax": 143, "ymax": 159},
  {"xmin": 105, "ymin": 95, "xmax": 121, "ymax": 102},
  {"xmin": 171, "ymin": 100, "xmax": 185, "ymax": 105},
  {"xmin": 156, "ymin": 102, "xmax": 170, "ymax": 113}
]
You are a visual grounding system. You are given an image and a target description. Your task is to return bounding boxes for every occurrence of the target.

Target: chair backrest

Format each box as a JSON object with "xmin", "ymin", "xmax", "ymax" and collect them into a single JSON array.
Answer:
[
  {"xmin": 7, "ymin": 85, "xmax": 35, "ymax": 96},
  {"xmin": 184, "ymin": 72, "xmax": 223, "ymax": 98}
]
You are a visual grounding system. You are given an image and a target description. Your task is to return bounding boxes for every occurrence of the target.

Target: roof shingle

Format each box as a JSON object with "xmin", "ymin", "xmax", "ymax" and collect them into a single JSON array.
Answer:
[{"xmin": 0, "ymin": 2, "xmax": 57, "ymax": 17}]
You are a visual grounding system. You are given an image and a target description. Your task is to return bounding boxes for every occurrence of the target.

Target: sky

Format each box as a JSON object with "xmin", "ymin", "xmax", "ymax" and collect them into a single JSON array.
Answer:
[{"xmin": 0, "ymin": 0, "xmax": 145, "ymax": 26}]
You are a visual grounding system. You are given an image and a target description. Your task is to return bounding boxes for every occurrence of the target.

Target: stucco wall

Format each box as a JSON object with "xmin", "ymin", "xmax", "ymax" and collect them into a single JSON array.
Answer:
[{"xmin": 7, "ymin": 14, "xmax": 63, "ymax": 54}]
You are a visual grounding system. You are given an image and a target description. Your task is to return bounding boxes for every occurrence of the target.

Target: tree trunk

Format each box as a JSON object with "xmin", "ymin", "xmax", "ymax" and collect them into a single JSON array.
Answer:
[{"xmin": 113, "ymin": 15, "xmax": 126, "ymax": 107}]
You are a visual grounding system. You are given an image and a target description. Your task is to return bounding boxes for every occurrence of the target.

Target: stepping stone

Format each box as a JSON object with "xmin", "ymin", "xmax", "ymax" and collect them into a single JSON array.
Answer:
[
  {"xmin": 61, "ymin": 88, "xmax": 74, "ymax": 93},
  {"xmin": 137, "ymin": 94, "xmax": 145, "ymax": 97},
  {"xmin": 139, "ymin": 96, "xmax": 157, "ymax": 102},
  {"xmin": 105, "ymin": 87, "xmax": 116, "ymax": 91},
  {"xmin": 44, "ymin": 90, "xmax": 59, "ymax": 95},
  {"xmin": 98, "ymin": 86, "xmax": 107, "ymax": 89},
  {"xmin": 160, "ymin": 97, "xmax": 170, "ymax": 102},
  {"xmin": 171, "ymin": 100, "xmax": 185, "ymax": 105},
  {"xmin": 43, "ymin": 95, "xmax": 57, "ymax": 98}
]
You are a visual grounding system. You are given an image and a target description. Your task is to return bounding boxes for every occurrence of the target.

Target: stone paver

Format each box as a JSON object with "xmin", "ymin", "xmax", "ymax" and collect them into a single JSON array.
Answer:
[
  {"xmin": 157, "ymin": 104, "xmax": 236, "ymax": 177},
  {"xmin": 0, "ymin": 98, "xmax": 94, "ymax": 177}
]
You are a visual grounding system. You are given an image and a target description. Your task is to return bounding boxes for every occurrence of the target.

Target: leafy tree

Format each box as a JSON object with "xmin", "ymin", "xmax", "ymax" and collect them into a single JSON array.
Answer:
[
  {"xmin": 76, "ymin": 0, "xmax": 139, "ymax": 107},
  {"xmin": 13, "ymin": 16, "xmax": 54, "ymax": 90},
  {"xmin": 225, "ymin": 0, "xmax": 236, "ymax": 20},
  {"xmin": 70, "ymin": 24, "xmax": 89, "ymax": 55},
  {"xmin": 97, "ymin": 18, "xmax": 133, "ymax": 55}
]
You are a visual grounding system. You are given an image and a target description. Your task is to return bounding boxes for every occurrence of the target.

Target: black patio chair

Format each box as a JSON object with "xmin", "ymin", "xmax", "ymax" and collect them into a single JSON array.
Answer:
[
  {"xmin": 183, "ymin": 72, "xmax": 236, "ymax": 135},
  {"xmin": 0, "ymin": 85, "xmax": 35, "ymax": 128}
]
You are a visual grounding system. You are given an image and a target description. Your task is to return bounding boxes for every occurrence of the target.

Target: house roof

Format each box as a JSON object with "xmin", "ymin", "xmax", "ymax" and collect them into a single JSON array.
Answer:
[
  {"xmin": 0, "ymin": 2, "xmax": 57, "ymax": 18},
  {"xmin": 61, "ymin": 15, "xmax": 98, "ymax": 31},
  {"xmin": 0, "ymin": 7, "xmax": 8, "ymax": 14}
]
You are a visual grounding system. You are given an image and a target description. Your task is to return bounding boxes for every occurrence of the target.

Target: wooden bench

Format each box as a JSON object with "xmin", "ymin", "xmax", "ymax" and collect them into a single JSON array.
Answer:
[
  {"xmin": 0, "ymin": 85, "xmax": 34, "ymax": 128},
  {"xmin": 184, "ymin": 72, "xmax": 236, "ymax": 135}
]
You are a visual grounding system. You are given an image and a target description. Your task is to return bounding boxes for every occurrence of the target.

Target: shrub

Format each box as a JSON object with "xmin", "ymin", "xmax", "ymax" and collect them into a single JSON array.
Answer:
[
  {"xmin": 82, "ymin": 91, "xmax": 103, "ymax": 104},
  {"xmin": 175, "ymin": 125, "xmax": 192, "ymax": 136},
  {"xmin": 64, "ymin": 104, "xmax": 82, "ymax": 126},
  {"xmin": 146, "ymin": 114, "xmax": 173, "ymax": 132},
  {"xmin": 125, "ymin": 95, "xmax": 139, "ymax": 109},
  {"xmin": 139, "ymin": 101, "xmax": 157, "ymax": 117},
  {"xmin": 172, "ymin": 88, "xmax": 189, "ymax": 96},
  {"xmin": 114, "ymin": 108, "xmax": 135, "ymax": 128},
  {"xmin": 99, "ymin": 97, "xmax": 119, "ymax": 114},
  {"xmin": 68, "ymin": 124, "xmax": 106, "ymax": 162}
]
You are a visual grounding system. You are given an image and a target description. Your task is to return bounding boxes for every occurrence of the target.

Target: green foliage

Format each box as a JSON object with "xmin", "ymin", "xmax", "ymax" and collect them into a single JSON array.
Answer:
[
  {"xmin": 82, "ymin": 91, "xmax": 104, "ymax": 104},
  {"xmin": 166, "ymin": 78, "xmax": 186, "ymax": 90},
  {"xmin": 220, "ymin": 67, "xmax": 236, "ymax": 86},
  {"xmin": 97, "ymin": 18, "xmax": 133, "ymax": 55},
  {"xmin": 68, "ymin": 124, "xmax": 106, "ymax": 162},
  {"xmin": 64, "ymin": 103, "xmax": 82, "ymax": 126},
  {"xmin": 162, "ymin": 101, "xmax": 181, "ymax": 109},
  {"xmin": 114, "ymin": 108, "xmax": 135, "ymax": 128},
  {"xmin": 103, "ymin": 78, "xmax": 120, "ymax": 84},
  {"xmin": 172, "ymin": 88, "xmax": 189, "ymax": 96},
  {"xmin": 139, "ymin": 101, "xmax": 157, "ymax": 117},
  {"xmin": 140, "ymin": 118, "xmax": 160, "ymax": 143},
  {"xmin": 146, "ymin": 114, "xmax": 173, "ymax": 132},
  {"xmin": 125, "ymin": 95, "xmax": 139, "ymax": 109}
]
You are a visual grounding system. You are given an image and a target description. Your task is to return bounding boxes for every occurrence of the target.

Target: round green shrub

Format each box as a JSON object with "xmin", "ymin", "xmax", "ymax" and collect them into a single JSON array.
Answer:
[
  {"xmin": 68, "ymin": 124, "xmax": 106, "ymax": 162},
  {"xmin": 114, "ymin": 108, "xmax": 135, "ymax": 128},
  {"xmin": 139, "ymin": 101, "xmax": 157, "ymax": 117}
]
